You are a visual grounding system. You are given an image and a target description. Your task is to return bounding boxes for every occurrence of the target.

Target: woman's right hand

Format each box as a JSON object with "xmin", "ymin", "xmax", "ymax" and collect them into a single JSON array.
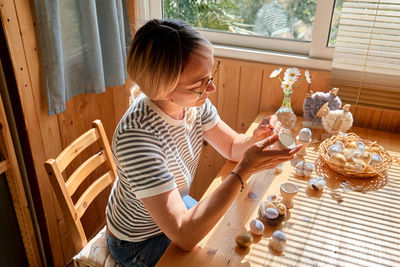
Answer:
[{"xmin": 235, "ymin": 134, "xmax": 302, "ymax": 180}]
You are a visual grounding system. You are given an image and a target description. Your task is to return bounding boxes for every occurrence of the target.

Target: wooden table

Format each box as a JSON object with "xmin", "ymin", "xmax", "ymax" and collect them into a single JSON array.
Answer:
[{"xmin": 158, "ymin": 112, "xmax": 400, "ymax": 267}]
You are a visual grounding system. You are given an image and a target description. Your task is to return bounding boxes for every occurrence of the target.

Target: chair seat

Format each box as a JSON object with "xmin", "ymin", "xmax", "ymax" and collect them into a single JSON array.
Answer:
[{"xmin": 73, "ymin": 226, "xmax": 120, "ymax": 267}]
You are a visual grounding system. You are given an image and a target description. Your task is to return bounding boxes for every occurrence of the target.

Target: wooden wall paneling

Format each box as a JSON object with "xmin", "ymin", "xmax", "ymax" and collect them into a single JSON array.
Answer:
[
  {"xmin": 351, "ymin": 106, "xmax": 383, "ymax": 131},
  {"xmin": 378, "ymin": 111, "xmax": 400, "ymax": 134},
  {"xmin": 217, "ymin": 57, "xmax": 241, "ymax": 131},
  {"xmin": 236, "ymin": 61, "xmax": 263, "ymax": 133},
  {"xmin": 0, "ymin": 0, "xmax": 67, "ymax": 265},
  {"xmin": 260, "ymin": 65, "xmax": 283, "ymax": 112},
  {"xmin": 191, "ymin": 57, "xmax": 225, "ymax": 200}
]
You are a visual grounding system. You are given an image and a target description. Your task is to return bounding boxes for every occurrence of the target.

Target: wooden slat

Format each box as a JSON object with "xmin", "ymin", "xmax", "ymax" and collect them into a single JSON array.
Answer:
[
  {"xmin": 55, "ymin": 128, "xmax": 100, "ymax": 172},
  {"xmin": 0, "ymin": 160, "xmax": 8, "ymax": 174},
  {"xmin": 66, "ymin": 150, "xmax": 107, "ymax": 196},
  {"xmin": 75, "ymin": 171, "xmax": 114, "ymax": 219},
  {"xmin": 236, "ymin": 63, "xmax": 263, "ymax": 133}
]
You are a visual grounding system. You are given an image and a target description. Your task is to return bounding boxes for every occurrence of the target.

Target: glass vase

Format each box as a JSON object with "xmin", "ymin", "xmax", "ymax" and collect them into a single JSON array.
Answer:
[{"xmin": 275, "ymin": 90, "xmax": 297, "ymax": 130}]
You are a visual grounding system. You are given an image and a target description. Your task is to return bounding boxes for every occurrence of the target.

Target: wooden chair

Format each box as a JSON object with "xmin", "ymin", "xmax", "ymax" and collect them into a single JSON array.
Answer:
[{"xmin": 45, "ymin": 120, "xmax": 120, "ymax": 267}]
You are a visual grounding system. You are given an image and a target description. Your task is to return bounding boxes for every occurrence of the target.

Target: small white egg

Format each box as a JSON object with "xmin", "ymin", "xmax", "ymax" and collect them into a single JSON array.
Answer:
[
  {"xmin": 369, "ymin": 154, "xmax": 382, "ymax": 165},
  {"xmin": 335, "ymin": 140, "xmax": 345, "ymax": 149},
  {"xmin": 269, "ymin": 230, "xmax": 287, "ymax": 253},
  {"xmin": 303, "ymin": 163, "xmax": 315, "ymax": 177},
  {"xmin": 265, "ymin": 208, "xmax": 279, "ymax": 219},
  {"xmin": 250, "ymin": 219, "xmax": 265, "ymax": 235},
  {"xmin": 298, "ymin": 128, "xmax": 312, "ymax": 142},
  {"xmin": 328, "ymin": 145, "xmax": 342, "ymax": 156},
  {"xmin": 354, "ymin": 163, "xmax": 364, "ymax": 172},
  {"xmin": 308, "ymin": 177, "xmax": 327, "ymax": 191},
  {"xmin": 357, "ymin": 141, "xmax": 365, "ymax": 153}
]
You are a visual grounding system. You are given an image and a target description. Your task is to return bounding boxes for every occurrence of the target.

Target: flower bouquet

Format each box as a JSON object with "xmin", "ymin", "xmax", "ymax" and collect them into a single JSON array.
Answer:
[{"xmin": 270, "ymin": 67, "xmax": 311, "ymax": 130}]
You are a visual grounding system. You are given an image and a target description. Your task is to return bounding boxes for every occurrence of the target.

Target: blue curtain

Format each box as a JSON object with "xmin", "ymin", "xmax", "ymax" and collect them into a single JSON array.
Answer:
[{"xmin": 33, "ymin": 0, "xmax": 130, "ymax": 115}]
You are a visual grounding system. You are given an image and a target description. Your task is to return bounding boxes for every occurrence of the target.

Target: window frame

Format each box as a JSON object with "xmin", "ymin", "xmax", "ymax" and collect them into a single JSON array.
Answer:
[{"xmin": 136, "ymin": 0, "xmax": 335, "ymax": 70}]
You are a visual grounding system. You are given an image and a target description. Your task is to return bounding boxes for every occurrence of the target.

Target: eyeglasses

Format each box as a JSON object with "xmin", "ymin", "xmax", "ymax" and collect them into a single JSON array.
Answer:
[{"xmin": 180, "ymin": 60, "xmax": 220, "ymax": 99}]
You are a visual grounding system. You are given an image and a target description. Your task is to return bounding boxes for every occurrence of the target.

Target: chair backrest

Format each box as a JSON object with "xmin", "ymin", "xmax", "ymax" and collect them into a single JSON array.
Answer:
[{"xmin": 45, "ymin": 120, "xmax": 117, "ymax": 249}]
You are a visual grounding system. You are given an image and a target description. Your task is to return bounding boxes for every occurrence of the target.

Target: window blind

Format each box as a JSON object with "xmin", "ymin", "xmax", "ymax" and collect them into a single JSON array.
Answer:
[{"xmin": 330, "ymin": 0, "xmax": 400, "ymax": 111}]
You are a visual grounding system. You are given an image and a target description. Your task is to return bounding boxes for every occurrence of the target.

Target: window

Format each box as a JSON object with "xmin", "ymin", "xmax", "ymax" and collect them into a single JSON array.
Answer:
[{"xmin": 137, "ymin": 0, "xmax": 341, "ymax": 66}]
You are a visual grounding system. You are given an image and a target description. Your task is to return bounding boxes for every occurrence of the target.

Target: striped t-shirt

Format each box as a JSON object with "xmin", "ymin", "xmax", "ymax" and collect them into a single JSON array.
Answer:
[{"xmin": 106, "ymin": 94, "xmax": 220, "ymax": 242}]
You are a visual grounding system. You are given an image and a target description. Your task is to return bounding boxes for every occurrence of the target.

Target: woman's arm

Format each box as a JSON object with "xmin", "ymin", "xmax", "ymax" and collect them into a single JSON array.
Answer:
[
  {"xmin": 141, "ymin": 136, "xmax": 301, "ymax": 251},
  {"xmin": 204, "ymin": 115, "xmax": 281, "ymax": 162}
]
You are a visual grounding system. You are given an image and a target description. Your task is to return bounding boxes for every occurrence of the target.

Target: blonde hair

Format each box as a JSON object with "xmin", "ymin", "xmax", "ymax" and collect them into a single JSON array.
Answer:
[{"xmin": 127, "ymin": 19, "xmax": 213, "ymax": 100}]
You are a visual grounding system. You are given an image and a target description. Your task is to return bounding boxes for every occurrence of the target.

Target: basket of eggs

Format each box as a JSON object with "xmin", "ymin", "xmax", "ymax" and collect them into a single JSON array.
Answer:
[{"xmin": 319, "ymin": 133, "xmax": 392, "ymax": 178}]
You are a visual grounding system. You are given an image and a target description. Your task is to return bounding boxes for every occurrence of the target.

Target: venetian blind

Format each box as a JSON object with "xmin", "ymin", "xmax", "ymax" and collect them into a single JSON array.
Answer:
[{"xmin": 330, "ymin": 0, "xmax": 400, "ymax": 110}]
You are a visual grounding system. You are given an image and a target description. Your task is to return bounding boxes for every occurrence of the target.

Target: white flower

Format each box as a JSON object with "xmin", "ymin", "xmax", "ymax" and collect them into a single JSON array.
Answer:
[
  {"xmin": 284, "ymin": 75, "xmax": 296, "ymax": 85},
  {"xmin": 284, "ymin": 67, "xmax": 300, "ymax": 81},
  {"xmin": 270, "ymin": 68, "xmax": 282, "ymax": 78},
  {"xmin": 305, "ymin": 70, "xmax": 311, "ymax": 84},
  {"xmin": 281, "ymin": 81, "xmax": 292, "ymax": 92}
]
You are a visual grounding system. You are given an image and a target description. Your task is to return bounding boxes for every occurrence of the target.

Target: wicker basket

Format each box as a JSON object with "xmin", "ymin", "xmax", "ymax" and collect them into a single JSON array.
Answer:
[
  {"xmin": 258, "ymin": 209, "xmax": 285, "ymax": 226},
  {"xmin": 319, "ymin": 133, "xmax": 392, "ymax": 178}
]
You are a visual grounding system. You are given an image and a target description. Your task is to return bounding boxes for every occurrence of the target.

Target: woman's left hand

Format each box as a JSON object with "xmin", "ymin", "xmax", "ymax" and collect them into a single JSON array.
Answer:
[{"xmin": 252, "ymin": 115, "xmax": 282, "ymax": 142}]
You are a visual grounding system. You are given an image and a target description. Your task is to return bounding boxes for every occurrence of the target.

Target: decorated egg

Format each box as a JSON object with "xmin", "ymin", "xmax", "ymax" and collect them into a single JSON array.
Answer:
[
  {"xmin": 360, "ymin": 152, "xmax": 371, "ymax": 161},
  {"xmin": 235, "ymin": 232, "xmax": 253, "ymax": 248},
  {"xmin": 369, "ymin": 154, "xmax": 382, "ymax": 165},
  {"xmin": 308, "ymin": 177, "xmax": 327, "ymax": 191},
  {"xmin": 269, "ymin": 230, "xmax": 287, "ymax": 253},
  {"xmin": 267, "ymin": 194, "xmax": 279, "ymax": 205},
  {"xmin": 275, "ymin": 203, "xmax": 286, "ymax": 215},
  {"xmin": 298, "ymin": 128, "xmax": 312, "ymax": 142},
  {"xmin": 335, "ymin": 140, "xmax": 345, "ymax": 149},
  {"xmin": 348, "ymin": 141, "xmax": 357, "ymax": 149},
  {"xmin": 250, "ymin": 219, "xmax": 265, "ymax": 235},
  {"xmin": 328, "ymin": 144, "xmax": 342, "ymax": 155},
  {"xmin": 354, "ymin": 163, "xmax": 364, "ymax": 172},
  {"xmin": 303, "ymin": 163, "xmax": 315, "ymax": 177},
  {"xmin": 265, "ymin": 208, "xmax": 279, "ymax": 219},
  {"xmin": 330, "ymin": 153, "xmax": 346, "ymax": 166},
  {"xmin": 260, "ymin": 200, "xmax": 275, "ymax": 212},
  {"xmin": 357, "ymin": 141, "xmax": 365, "ymax": 152},
  {"xmin": 343, "ymin": 148, "xmax": 354, "ymax": 161}
]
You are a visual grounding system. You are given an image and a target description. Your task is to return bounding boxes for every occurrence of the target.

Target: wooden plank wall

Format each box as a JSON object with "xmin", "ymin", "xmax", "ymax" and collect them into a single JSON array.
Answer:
[
  {"xmin": 1, "ymin": 0, "xmax": 136, "ymax": 266},
  {"xmin": 191, "ymin": 56, "xmax": 400, "ymax": 200}
]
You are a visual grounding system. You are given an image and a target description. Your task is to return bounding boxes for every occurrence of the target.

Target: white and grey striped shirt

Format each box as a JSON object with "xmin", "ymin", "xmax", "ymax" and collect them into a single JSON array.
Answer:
[{"xmin": 106, "ymin": 94, "xmax": 219, "ymax": 242}]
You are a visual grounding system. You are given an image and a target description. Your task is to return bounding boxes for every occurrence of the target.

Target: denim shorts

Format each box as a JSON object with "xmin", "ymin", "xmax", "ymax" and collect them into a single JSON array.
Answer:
[{"xmin": 107, "ymin": 195, "xmax": 198, "ymax": 267}]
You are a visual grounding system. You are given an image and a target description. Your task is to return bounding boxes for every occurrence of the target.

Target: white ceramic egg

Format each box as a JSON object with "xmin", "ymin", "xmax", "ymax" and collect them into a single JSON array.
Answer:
[
  {"xmin": 250, "ymin": 219, "xmax": 265, "ymax": 235},
  {"xmin": 269, "ymin": 230, "xmax": 287, "ymax": 253},
  {"xmin": 265, "ymin": 208, "xmax": 279, "ymax": 219},
  {"xmin": 328, "ymin": 144, "xmax": 342, "ymax": 156},
  {"xmin": 298, "ymin": 128, "xmax": 312, "ymax": 142},
  {"xmin": 369, "ymin": 154, "xmax": 382, "ymax": 165},
  {"xmin": 308, "ymin": 177, "xmax": 327, "ymax": 191},
  {"xmin": 354, "ymin": 163, "xmax": 364, "ymax": 172},
  {"xmin": 303, "ymin": 163, "xmax": 315, "ymax": 177},
  {"xmin": 335, "ymin": 140, "xmax": 345, "ymax": 150},
  {"xmin": 357, "ymin": 141, "xmax": 365, "ymax": 153}
]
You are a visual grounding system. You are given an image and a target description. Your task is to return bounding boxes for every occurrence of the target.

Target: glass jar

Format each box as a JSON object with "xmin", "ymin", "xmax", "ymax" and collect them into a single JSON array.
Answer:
[{"xmin": 275, "ymin": 90, "xmax": 297, "ymax": 130}]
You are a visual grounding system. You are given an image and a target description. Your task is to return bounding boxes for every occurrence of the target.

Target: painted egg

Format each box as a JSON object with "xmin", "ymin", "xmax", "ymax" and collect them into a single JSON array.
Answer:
[
  {"xmin": 328, "ymin": 145, "xmax": 342, "ymax": 155},
  {"xmin": 269, "ymin": 230, "xmax": 287, "ymax": 253},
  {"xmin": 275, "ymin": 203, "xmax": 286, "ymax": 215},
  {"xmin": 308, "ymin": 177, "xmax": 327, "ymax": 191},
  {"xmin": 369, "ymin": 154, "xmax": 382, "ymax": 165},
  {"xmin": 348, "ymin": 141, "xmax": 357, "ymax": 149},
  {"xmin": 267, "ymin": 194, "xmax": 279, "ymax": 205},
  {"xmin": 335, "ymin": 140, "xmax": 345, "ymax": 149},
  {"xmin": 250, "ymin": 219, "xmax": 265, "ymax": 235},
  {"xmin": 360, "ymin": 152, "xmax": 371, "ymax": 161},
  {"xmin": 330, "ymin": 153, "xmax": 346, "ymax": 166},
  {"xmin": 265, "ymin": 208, "xmax": 279, "ymax": 219},
  {"xmin": 298, "ymin": 128, "xmax": 312, "ymax": 142},
  {"xmin": 357, "ymin": 141, "xmax": 365, "ymax": 152},
  {"xmin": 354, "ymin": 163, "xmax": 364, "ymax": 172},
  {"xmin": 235, "ymin": 232, "xmax": 253, "ymax": 248}
]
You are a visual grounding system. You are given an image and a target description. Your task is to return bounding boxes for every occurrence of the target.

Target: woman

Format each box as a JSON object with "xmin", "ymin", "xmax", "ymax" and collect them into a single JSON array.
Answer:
[{"xmin": 106, "ymin": 19, "xmax": 302, "ymax": 267}]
